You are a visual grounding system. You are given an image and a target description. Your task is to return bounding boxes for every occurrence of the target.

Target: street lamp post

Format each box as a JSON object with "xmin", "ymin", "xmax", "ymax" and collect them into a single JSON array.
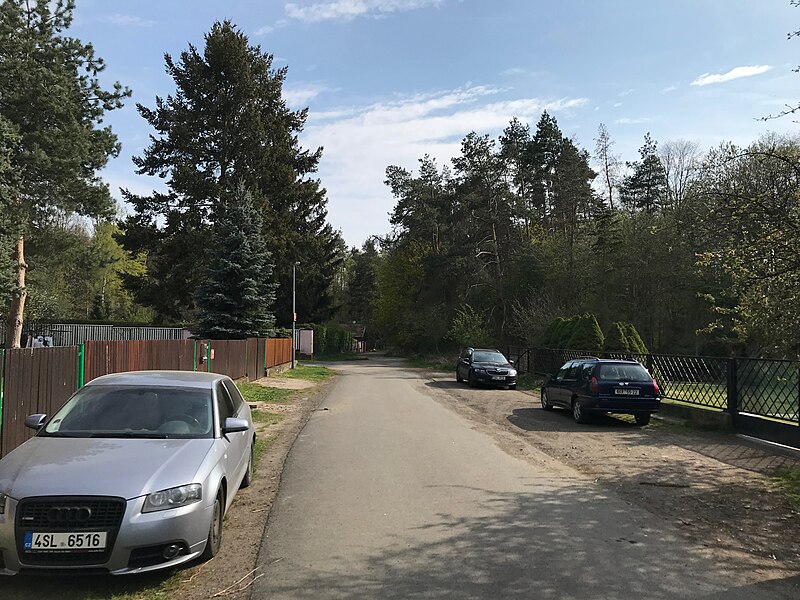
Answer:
[{"xmin": 292, "ymin": 261, "xmax": 299, "ymax": 369}]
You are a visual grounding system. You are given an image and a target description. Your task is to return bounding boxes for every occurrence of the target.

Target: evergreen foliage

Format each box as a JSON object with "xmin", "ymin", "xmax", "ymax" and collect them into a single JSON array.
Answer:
[
  {"xmin": 120, "ymin": 21, "xmax": 344, "ymax": 325},
  {"xmin": 602, "ymin": 322, "xmax": 631, "ymax": 353},
  {"xmin": 447, "ymin": 305, "xmax": 492, "ymax": 347},
  {"xmin": 566, "ymin": 313, "xmax": 604, "ymax": 351},
  {"xmin": 0, "ymin": 0, "xmax": 130, "ymax": 345},
  {"xmin": 623, "ymin": 323, "xmax": 648, "ymax": 354},
  {"xmin": 194, "ymin": 185, "xmax": 276, "ymax": 339}
]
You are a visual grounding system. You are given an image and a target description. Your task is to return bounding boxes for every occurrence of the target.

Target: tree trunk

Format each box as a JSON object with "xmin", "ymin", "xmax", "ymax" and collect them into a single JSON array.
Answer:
[{"xmin": 6, "ymin": 235, "xmax": 27, "ymax": 349}]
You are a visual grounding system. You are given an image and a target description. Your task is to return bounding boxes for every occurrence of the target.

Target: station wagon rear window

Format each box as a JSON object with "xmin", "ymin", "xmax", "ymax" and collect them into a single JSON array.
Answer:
[{"xmin": 597, "ymin": 364, "xmax": 651, "ymax": 382}]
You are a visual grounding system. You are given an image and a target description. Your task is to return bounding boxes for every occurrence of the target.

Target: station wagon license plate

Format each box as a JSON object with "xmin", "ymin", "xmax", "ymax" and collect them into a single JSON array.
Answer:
[
  {"xmin": 24, "ymin": 531, "xmax": 107, "ymax": 552},
  {"xmin": 614, "ymin": 388, "xmax": 640, "ymax": 396},
  {"xmin": 492, "ymin": 376, "xmax": 505, "ymax": 380}
]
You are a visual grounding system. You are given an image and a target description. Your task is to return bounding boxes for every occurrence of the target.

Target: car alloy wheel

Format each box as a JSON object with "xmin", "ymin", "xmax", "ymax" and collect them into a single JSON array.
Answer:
[
  {"xmin": 573, "ymin": 400, "xmax": 589, "ymax": 424},
  {"xmin": 201, "ymin": 490, "xmax": 224, "ymax": 560},
  {"xmin": 541, "ymin": 390, "xmax": 553, "ymax": 411},
  {"xmin": 456, "ymin": 369, "xmax": 463, "ymax": 383},
  {"xmin": 467, "ymin": 370, "xmax": 476, "ymax": 388}
]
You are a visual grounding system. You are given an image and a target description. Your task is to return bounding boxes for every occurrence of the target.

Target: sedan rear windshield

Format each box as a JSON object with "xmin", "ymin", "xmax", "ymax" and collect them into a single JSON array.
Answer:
[
  {"xmin": 597, "ymin": 364, "xmax": 652, "ymax": 382},
  {"xmin": 41, "ymin": 385, "xmax": 213, "ymax": 439}
]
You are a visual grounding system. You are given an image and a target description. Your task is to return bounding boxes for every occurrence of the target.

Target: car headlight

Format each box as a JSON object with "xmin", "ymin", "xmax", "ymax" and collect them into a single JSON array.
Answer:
[
  {"xmin": 0, "ymin": 493, "xmax": 7, "ymax": 515},
  {"xmin": 474, "ymin": 368, "xmax": 486, "ymax": 373},
  {"xmin": 508, "ymin": 369, "xmax": 518, "ymax": 377},
  {"xmin": 142, "ymin": 484, "xmax": 202, "ymax": 513}
]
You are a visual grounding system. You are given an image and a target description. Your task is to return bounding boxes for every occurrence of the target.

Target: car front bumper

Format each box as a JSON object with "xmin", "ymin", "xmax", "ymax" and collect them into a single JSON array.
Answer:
[
  {"xmin": 0, "ymin": 494, "xmax": 212, "ymax": 575},
  {"xmin": 472, "ymin": 372, "xmax": 517, "ymax": 386}
]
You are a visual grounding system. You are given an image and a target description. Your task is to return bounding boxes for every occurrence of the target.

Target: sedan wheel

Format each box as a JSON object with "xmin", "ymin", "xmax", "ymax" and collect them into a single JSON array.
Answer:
[
  {"xmin": 541, "ymin": 389, "xmax": 553, "ymax": 411},
  {"xmin": 456, "ymin": 369, "xmax": 463, "ymax": 383},
  {"xmin": 573, "ymin": 400, "xmax": 590, "ymax": 424},
  {"xmin": 201, "ymin": 490, "xmax": 224, "ymax": 560},
  {"xmin": 467, "ymin": 370, "xmax": 476, "ymax": 388},
  {"xmin": 241, "ymin": 442, "xmax": 254, "ymax": 488}
]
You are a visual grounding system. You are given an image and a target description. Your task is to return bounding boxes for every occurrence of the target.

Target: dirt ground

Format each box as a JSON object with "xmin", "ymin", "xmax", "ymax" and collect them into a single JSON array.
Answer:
[{"xmin": 419, "ymin": 370, "xmax": 800, "ymax": 585}]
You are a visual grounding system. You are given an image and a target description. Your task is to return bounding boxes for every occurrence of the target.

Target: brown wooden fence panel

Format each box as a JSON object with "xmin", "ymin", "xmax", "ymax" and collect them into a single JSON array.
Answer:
[
  {"xmin": 265, "ymin": 338, "xmax": 292, "ymax": 368},
  {"xmin": 208, "ymin": 339, "xmax": 248, "ymax": 380},
  {"xmin": 84, "ymin": 340, "xmax": 195, "ymax": 382},
  {"xmin": 246, "ymin": 338, "xmax": 260, "ymax": 380},
  {"xmin": 1, "ymin": 347, "xmax": 79, "ymax": 457},
  {"xmin": 256, "ymin": 338, "xmax": 267, "ymax": 379}
]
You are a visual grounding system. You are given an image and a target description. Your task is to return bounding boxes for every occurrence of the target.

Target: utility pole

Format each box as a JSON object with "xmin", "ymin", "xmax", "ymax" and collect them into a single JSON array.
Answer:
[{"xmin": 292, "ymin": 261, "xmax": 299, "ymax": 369}]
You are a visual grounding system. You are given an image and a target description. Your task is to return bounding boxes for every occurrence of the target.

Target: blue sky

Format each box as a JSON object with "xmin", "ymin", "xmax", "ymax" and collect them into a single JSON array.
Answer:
[{"xmin": 72, "ymin": 0, "xmax": 800, "ymax": 247}]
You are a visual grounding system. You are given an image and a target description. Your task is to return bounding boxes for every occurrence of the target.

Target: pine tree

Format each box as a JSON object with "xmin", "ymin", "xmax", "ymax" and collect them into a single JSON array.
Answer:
[
  {"xmin": 194, "ymin": 185, "xmax": 277, "ymax": 339},
  {"xmin": 619, "ymin": 133, "xmax": 668, "ymax": 213},
  {"xmin": 0, "ymin": 0, "xmax": 130, "ymax": 346},
  {"xmin": 121, "ymin": 20, "xmax": 342, "ymax": 325}
]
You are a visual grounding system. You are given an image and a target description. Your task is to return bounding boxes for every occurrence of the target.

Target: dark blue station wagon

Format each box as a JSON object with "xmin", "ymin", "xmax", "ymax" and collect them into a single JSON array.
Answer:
[{"xmin": 541, "ymin": 358, "xmax": 660, "ymax": 425}]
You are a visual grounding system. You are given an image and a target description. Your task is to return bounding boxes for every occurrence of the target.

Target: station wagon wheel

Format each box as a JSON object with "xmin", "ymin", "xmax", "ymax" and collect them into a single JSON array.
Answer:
[
  {"xmin": 467, "ymin": 370, "xmax": 476, "ymax": 388},
  {"xmin": 541, "ymin": 389, "xmax": 553, "ymax": 411},
  {"xmin": 456, "ymin": 369, "xmax": 463, "ymax": 383},
  {"xmin": 201, "ymin": 489, "xmax": 224, "ymax": 560},
  {"xmin": 572, "ymin": 400, "xmax": 590, "ymax": 424},
  {"xmin": 635, "ymin": 413, "xmax": 651, "ymax": 426}
]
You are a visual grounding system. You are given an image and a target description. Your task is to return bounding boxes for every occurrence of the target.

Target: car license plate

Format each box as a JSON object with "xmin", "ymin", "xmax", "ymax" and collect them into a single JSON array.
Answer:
[
  {"xmin": 492, "ymin": 376, "xmax": 505, "ymax": 380},
  {"xmin": 24, "ymin": 531, "xmax": 107, "ymax": 552},
  {"xmin": 615, "ymin": 388, "xmax": 640, "ymax": 396}
]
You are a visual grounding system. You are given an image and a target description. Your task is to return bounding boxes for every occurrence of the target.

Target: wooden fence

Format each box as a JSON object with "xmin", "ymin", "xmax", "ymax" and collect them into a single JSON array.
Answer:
[{"xmin": 0, "ymin": 337, "xmax": 294, "ymax": 457}]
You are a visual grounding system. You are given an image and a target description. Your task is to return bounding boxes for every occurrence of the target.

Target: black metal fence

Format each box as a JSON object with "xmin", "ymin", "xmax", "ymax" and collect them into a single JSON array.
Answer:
[
  {"xmin": 506, "ymin": 346, "xmax": 800, "ymax": 426},
  {"xmin": 0, "ymin": 322, "xmax": 191, "ymax": 347}
]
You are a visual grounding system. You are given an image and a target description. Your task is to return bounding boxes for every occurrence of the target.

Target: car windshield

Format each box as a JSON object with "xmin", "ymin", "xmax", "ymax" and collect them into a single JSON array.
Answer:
[
  {"xmin": 41, "ymin": 385, "xmax": 214, "ymax": 439},
  {"xmin": 597, "ymin": 364, "xmax": 652, "ymax": 382},
  {"xmin": 472, "ymin": 351, "xmax": 507, "ymax": 363}
]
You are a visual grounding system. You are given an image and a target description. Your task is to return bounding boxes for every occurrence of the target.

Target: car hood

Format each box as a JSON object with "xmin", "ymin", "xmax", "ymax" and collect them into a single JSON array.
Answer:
[
  {"xmin": 0, "ymin": 437, "xmax": 214, "ymax": 500},
  {"xmin": 473, "ymin": 361, "xmax": 512, "ymax": 369}
]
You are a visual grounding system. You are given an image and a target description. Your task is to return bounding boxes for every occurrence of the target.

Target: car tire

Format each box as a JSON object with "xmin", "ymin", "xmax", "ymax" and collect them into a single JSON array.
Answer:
[
  {"xmin": 573, "ymin": 399, "xmax": 590, "ymax": 424},
  {"xmin": 635, "ymin": 413, "xmax": 651, "ymax": 426},
  {"xmin": 456, "ymin": 370, "xmax": 463, "ymax": 383},
  {"xmin": 241, "ymin": 441, "xmax": 254, "ymax": 488},
  {"xmin": 467, "ymin": 370, "xmax": 476, "ymax": 388},
  {"xmin": 541, "ymin": 389, "xmax": 553, "ymax": 411},
  {"xmin": 201, "ymin": 489, "xmax": 224, "ymax": 560},
  {"xmin": 508, "ymin": 384, "xmax": 517, "ymax": 390}
]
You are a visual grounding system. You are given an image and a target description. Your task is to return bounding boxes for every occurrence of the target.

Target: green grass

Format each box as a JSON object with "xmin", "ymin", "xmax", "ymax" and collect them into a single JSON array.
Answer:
[
  {"xmin": 251, "ymin": 409, "xmax": 283, "ymax": 426},
  {"xmin": 662, "ymin": 382, "xmax": 728, "ymax": 408},
  {"xmin": 516, "ymin": 372, "xmax": 543, "ymax": 392},
  {"xmin": 772, "ymin": 468, "xmax": 800, "ymax": 509},
  {"xmin": 253, "ymin": 434, "xmax": 279, "ymax": 468},
  {"xmin": 238, "ymin": 382, "xmax": 292, "ymax": 404},
  {"xmin": 278, "ymin": 364, "xmax": 334, "ymax": 381}
]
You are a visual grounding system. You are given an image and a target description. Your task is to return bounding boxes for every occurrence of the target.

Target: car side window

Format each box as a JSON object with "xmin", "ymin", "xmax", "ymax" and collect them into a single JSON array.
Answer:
[
  {"xmin": 222, "ymin": 379, "xmax": 244, "ymax": 413},
  {"xmin": 215, "ymin": 382, "xmax": 235, "ymax": 426},
  {"xmin": 581, "ymin": 364, "xmax": 594, "ymax": 381},
  {"xmin": 565, "ymin": 362, "xmax": 581, "ymax": 380},
  {"xmin": 555, "ymin": 362, "xmax": 572, "ymax": 381}
]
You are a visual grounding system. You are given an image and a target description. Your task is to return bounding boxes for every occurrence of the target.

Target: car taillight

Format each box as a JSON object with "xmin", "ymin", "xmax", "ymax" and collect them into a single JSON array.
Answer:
[
  {"xmin": 590, "ymin": 376, "xmax": 598, "ymax": 393},
  {"xmin": 652, "ymin": 378, "xmax": 660, "ymax": 395}
]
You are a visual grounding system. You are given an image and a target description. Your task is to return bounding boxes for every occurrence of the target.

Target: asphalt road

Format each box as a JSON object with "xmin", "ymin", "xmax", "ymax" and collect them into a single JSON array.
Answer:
[{"xmin": 253, "ymin": 358, "xmax": 800, "ymax": 599}]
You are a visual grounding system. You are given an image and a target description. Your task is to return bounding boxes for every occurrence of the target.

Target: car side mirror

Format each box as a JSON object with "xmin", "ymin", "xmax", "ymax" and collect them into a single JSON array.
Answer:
[
  {"xmin": 25, "ymin": 414, "xmax": 47, "ymax": 430},
  {"xmin": 222, "ymin": 417, "xmax": 249, "ymax": 435}
]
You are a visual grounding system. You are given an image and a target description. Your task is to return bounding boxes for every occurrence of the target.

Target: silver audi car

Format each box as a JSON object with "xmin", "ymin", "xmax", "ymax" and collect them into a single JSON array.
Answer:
[{"xmin": 0, "ymin": 370, "xmax": 256, "ymax": 575}]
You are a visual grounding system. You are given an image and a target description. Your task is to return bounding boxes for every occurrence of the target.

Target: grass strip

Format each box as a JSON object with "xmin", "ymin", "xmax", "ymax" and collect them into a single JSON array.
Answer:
[
  {"xmin": 772, "ymin": 468, "xmax": 800, "ymax": 509},
  {"xmin": 278, "ymin": 364, "xmax": 334, "ymax": 381},
  {"xmin": 238, "ymin": 382, "xmax": 292, "ymax": 404}
]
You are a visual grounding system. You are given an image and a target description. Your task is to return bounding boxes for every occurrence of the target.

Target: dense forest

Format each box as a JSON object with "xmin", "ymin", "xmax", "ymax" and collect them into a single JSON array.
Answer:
[{"xmin": 341, "ymin": 115, "xmax": 800, "ymax": 359}]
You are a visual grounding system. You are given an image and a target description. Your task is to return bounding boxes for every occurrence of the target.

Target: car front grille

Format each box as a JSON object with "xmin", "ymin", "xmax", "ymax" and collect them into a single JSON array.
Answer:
[{"xmin": 16, "ymin": 496, "xmax": 126, "ymax": 567}]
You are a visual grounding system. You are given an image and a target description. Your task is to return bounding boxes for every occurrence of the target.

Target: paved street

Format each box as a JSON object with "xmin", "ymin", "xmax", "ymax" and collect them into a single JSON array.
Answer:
[{"xmin": 253, "ymin": 358, "xmax": 800, "ymax": 599}]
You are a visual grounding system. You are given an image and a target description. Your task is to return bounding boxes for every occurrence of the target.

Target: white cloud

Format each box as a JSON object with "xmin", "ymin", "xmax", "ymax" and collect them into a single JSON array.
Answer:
[
  {"xmin": 283, "ymin": 82, "xmax": 333, "ymax": 107},
  {"xmin": 614, "ymin": 117, "xmax": 652, "ymax": 125},
  {"xmin": 617, "ymin": 89, "xmax": 635, "ymax": 97},
  {"xmin": 103, "ymin": 14, "xmax": 157, "ymax": 27},
  {"xmin": 691, "ymin": 65, "xmax": 772, "ymax": 86},
  {"xmin": 661, "ymin": 85, "xmax": 678, "ymax": 94},
  {"xmin": 255, "ymin": 19, "xmax": 289, "ymax": 36},
  {"xmin": 501, "ymin": 67, "xmax": 526, "ymax": 76},
  {"xmin": 301, "ymin": 86, "xmax": 588, "ymax": 244},
  {"xmin": 284, "ymin": 0, "xmax": 444, "ymax": 23},
  {"xmin": 613, "ymin": 102, "xmax": 623, "ymax": 108}
]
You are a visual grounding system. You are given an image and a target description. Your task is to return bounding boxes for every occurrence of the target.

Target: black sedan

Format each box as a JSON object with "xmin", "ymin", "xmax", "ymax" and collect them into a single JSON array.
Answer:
[{"xmin": 456, "ymin": 348, "xmax": 517, "ymax": 389}]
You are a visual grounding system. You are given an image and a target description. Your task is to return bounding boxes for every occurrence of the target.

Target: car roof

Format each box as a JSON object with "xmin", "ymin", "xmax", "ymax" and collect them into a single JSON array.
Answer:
[
  {"xmin": 571, "ymin": 358, "xmax": 643, "ymax": 365},
  {"xmin": 469, "ymin": 348, "xmax": 502, "ymax": 353},
  {"xmin": 86, "ymin": 370, "xmax": 229, "ymax": 389}
]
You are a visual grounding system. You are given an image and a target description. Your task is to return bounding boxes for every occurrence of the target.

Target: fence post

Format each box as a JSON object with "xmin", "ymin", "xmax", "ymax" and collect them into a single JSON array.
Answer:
[
  {"xmin": 77, "ymin": 344, "xmax": 85, "ymax": 388},
  {"xmin": 193, "ymin": 341, "xmax": 197, "ymax": 372},
  {"xmin": 0, "ymin": 349, "xmax": 4, "ymax": 455},
  {"xmin": 727, "ymin": 358, "xmax": 738, "ymax": 416}
]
